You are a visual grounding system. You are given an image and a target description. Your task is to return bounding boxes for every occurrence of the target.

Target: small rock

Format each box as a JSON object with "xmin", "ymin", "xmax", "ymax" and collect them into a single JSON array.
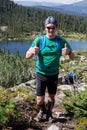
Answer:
[{"xmin": 47, "ymin": 124, "xmax": 59, "ymax": 130}]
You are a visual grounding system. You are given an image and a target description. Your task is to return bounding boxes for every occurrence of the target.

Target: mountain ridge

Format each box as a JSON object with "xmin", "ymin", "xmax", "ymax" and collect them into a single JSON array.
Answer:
[
  {"xmin": 14, "ymin": 0, "xmax": 87, "ymax": 16},
  {"xmin": 15, "ymin": 0, "xmax": 63, "ymax": 7},
  {"xmin": 54, "ymin": 0, "xmax": 87, "ymax": 16}
]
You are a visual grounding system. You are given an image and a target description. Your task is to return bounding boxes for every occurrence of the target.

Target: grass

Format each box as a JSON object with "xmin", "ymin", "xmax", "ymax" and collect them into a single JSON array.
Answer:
[{"xmin": 0, "ymin": 31, "xmax": 87, "ymax": 42}]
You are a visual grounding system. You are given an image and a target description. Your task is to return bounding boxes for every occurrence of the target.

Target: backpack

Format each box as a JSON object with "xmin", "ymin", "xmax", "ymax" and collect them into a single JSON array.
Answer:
[
  {"xmin": 39, "ymin": 35, "xmax": 61, "ymax": 51},
  {"xmin": 69, "ymin": 71, "xmax": 78, "ymax": 80},
  {"xmin": 37, "ymin": 35, "xmax": 62, "ymax": 70}
]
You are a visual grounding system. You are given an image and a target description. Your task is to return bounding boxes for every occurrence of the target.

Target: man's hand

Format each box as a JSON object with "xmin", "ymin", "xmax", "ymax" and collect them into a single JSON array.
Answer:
[
  {"xmin": 62, "ymin": 43, "xmax": 70, "ymax": 55},
  {"xmin": 26, "ymin": 43, "xmax": 39, "ymax": 59},
  {"xmin": 33, "ymin": 43, "xmax": 39, "ymax": 55}
]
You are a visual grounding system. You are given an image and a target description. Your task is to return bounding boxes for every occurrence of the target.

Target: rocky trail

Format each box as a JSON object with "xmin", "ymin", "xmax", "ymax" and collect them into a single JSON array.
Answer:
[
  {"xmin": 1, "ymin": 52, "xmax": 87, "ymax": 130},
  {"xmin": 3, "ymin": 85, "xmax": 78, "ymax": 130},
  {"xmin": 1, "ymin": 73, "xmax": 86, "ymax": 130}
]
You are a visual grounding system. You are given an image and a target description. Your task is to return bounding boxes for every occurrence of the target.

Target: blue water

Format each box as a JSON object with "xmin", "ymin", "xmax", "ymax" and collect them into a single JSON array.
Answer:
[
  {"xmin": 69, "ymin": 40, "xmax": 87, "ymax": 50},
  {"xmin": 0, "ymin": 41, "xmax": 30, "ymax": 56},
  {"xmin": 0, "ymin": 40, "xmax": 87, "ymax": 56}
]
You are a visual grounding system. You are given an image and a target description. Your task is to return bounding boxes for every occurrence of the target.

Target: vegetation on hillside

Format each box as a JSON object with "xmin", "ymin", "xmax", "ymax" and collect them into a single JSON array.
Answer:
[
  {"xmin": 62, "ymin": 88, "xmax": 87, "ymax": 130},
  {"xmin": 0, "ymin": 50, "xmax": 87, "ymax": 88},
  {"xmin": 0, "ymin": 50, "xmax": 35, "ymax": 87},
  {"xmin": 0, "ymin": 50, "xmax": 87, "ymax": 128},
  {"xmin": 0, "ymin": 0, "xmax": 87, "ymax": 41}
]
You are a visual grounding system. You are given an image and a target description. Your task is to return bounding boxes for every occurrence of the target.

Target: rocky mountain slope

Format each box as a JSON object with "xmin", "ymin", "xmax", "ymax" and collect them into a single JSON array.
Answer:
[{"xmin": 0, "ymin": 51, "xmax": 87, "ymax": 130}]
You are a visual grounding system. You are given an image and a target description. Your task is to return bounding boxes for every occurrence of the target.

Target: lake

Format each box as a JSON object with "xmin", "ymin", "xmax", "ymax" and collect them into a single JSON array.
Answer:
[{"xmin": 0, "ymin": 40, "xmax": 87, "ymax": 56}]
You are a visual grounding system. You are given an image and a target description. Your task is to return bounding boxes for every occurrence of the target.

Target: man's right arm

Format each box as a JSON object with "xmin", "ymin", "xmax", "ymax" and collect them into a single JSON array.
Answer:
[
  {"xmin": 26, "ymin": 45, "xmax": 39, "ymax": 59},
  {"xmin": 26, "ymin": 37, "xmax": 40, "ymax": 59},
  {"xmin": 26, "ymin": 47, "xmax": 35, "ymax": 59}
]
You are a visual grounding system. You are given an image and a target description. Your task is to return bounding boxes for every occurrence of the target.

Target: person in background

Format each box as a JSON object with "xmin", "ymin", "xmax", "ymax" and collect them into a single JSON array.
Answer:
[{"xmin": 26, "ymin": 16, "xmax": 74, "ymax": 122}]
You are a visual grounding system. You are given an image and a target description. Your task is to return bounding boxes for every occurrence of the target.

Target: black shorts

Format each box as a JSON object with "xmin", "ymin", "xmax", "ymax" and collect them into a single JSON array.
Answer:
[{"xmin": 36, "ymin": 73, "xmax": 58, "ymax": 96}]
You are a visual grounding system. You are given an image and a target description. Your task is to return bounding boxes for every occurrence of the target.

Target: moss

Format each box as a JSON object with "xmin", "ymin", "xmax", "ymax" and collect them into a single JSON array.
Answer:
[
  {"xmin": 17, "ymin": 88, "xmax": 28, "ymax": 94},
  {"xmin": 76, "ymin": 117, "xmax": 87, "ymax": 130}
]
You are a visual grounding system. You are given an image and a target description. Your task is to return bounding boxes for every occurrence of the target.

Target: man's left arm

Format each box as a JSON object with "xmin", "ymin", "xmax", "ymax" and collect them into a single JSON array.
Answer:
[
  {"xmin": 62, "ymin": 43, "xmax": 75, "ymax": 60},
  {"xmin": 68, "ymin": 50, "xmax": 74, "ymax": 60}
]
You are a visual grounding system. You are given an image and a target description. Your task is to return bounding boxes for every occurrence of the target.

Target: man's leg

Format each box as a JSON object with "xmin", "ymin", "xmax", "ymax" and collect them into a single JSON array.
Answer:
[
  {"xmin": 46, "ymin": 94, "xmax": 55, "ymax": 121},
  {"xmin": 34, "ymin": 73, "xmax": 47, "ymax": 121},
  {"xmin": 34, "ymin": 96, "xmax": 46, "ymax": 121},
  {"xmin": 37, "ymin": 96, "xmax": 46, "ymax": 115},
  {"xmin": 46, "ymin": 74, "xmax": 58, "ymax": 121}
]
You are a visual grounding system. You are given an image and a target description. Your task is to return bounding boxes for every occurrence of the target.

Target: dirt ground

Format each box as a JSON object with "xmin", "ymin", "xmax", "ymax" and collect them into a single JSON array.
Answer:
[{"xmin": 2, "ymin": 89, "xmax": 76, "ymax": 130}]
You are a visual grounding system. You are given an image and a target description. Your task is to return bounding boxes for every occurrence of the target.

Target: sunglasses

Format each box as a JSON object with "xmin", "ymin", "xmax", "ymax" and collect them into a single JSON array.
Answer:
[{"xmin": 46, "ymin": 26, "xmax": 56, "ymax": 30}]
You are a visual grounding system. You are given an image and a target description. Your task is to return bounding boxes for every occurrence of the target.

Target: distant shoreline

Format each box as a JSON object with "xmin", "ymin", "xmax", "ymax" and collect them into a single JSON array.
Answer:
[{"xmin": 0, "ymin": 32, "xmax": 87, "ymax": 43}]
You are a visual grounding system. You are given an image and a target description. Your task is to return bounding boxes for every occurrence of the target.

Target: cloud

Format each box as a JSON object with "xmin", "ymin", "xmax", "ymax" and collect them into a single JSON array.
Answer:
[{"xmin": 14, "ymin": 0, "xmax": 83, "ymax": 4}]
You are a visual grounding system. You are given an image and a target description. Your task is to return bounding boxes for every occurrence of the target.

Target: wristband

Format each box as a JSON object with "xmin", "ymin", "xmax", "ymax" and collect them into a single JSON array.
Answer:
[{"xmin": 68, "ymin": 50, "xmax": 71, "ymax": 55}]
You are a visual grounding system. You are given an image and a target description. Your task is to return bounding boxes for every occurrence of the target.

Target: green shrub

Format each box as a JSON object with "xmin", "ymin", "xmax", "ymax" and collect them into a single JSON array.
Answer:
[
  {"xmin": 0, "ymin": 51, "xmax": 35, "ymax": 87},
  {"xmin": 62, "ymin": 88, "xmax": 87, "ymax": 118},
  {"xmin": 0, "ymin": 100, "xmax": 20, "ymax": 125}
]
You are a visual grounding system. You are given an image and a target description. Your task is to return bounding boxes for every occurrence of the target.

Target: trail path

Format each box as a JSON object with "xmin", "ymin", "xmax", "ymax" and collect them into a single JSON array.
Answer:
[{"xmin": 27, "ymin": 88, "xmax": 76, "ymax": 130}]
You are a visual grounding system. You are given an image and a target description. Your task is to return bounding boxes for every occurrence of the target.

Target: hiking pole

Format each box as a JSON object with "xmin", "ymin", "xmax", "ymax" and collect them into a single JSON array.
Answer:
[{"xmin": 73, "ymin": 76, "xmax": 78, "ymax": 96}]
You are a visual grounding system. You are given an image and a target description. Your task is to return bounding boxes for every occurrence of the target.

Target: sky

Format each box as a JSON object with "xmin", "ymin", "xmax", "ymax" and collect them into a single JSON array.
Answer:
[{"xmin": 14, "ymin": 0, "xmax": 83, "ymax": 4}]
